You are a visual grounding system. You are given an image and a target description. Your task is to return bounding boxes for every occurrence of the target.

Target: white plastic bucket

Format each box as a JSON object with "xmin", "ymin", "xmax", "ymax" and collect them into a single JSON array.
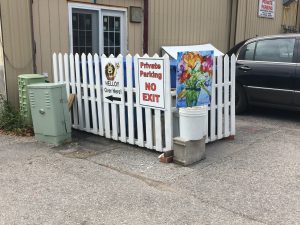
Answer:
[{"xmin": 179, "ymin": 106, "xmax": 208, "ymax": 141}]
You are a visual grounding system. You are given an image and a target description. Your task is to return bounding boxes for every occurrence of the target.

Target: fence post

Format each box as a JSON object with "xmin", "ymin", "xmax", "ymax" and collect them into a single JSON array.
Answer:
[
  {"xmin": 231, "ymin": 54, "xmax": 236, "ymax": 136},
  {"xmin": 144, "ymin": 54, "xmax": 154, "ymax": 149},
  {"xmin": 224, "ymin": 55, "xmax": 230, "ymax": 137},
  {"xmin": 163, "ymin": 54, "xmax": 172, "ymax": 151},
  {"xmin": 126, "ymin": 54, "xmax": 135, "ymax": 145},
  {"xmin": 118, "ymin": 54, "xmax": 127, "ymax": 143},
  {"xmin": 134, "ymin": 54, "xmax": 145, "ymax": 147},
  {"xmin": 217, "ymin": 56, "xmax": 223, "ymax": 139},
  {"xmin": 209, "ymin": 57, "xmax": 217, "ymax": 142}
]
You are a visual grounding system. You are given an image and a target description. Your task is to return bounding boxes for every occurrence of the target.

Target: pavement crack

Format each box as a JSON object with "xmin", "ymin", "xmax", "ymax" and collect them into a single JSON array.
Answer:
[{"xmin": 87, "ymin": 158, "xmax": 176, "ymax": 193}]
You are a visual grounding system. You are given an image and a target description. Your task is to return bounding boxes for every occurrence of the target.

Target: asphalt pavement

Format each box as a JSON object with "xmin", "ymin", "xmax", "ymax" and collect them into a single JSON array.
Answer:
[{"xmin": 0, "ymin": 107, "xmax": 299, "ymax": 225}]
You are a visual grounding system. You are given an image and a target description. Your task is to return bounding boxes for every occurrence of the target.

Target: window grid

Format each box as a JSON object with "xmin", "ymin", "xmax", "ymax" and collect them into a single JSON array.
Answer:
[
  {"xmin": 72, "ymin": 12, "xmax": 94, "ymax": 55},
  {"xmin": 103, "ymin": 16, "xmax": 121, "ymax": 56}
]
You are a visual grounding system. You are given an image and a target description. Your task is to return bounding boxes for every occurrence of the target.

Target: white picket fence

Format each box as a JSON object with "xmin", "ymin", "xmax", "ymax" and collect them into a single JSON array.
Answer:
[{"xmin": 53, "ymin": 53, "xmax": 236, "ymax": 152}]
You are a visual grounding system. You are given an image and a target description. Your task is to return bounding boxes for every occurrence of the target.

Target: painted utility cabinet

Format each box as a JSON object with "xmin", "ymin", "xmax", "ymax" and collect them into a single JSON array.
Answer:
[
  {"xmin": 28, "ymin": 83, "xmax": 71, "ymax": 146},
  {"xmin": 18, "ymin": 74, "xmax": 46, "ymax": 125}
]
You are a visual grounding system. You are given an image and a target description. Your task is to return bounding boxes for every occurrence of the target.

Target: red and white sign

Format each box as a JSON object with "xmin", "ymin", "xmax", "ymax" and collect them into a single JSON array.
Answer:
[
  {"xmin": 258, "ymin": 0, "xmax": 275, "ymax": 19},
  {"xmin": 137, "ymin": 58, "xmax": 165, "ymax": 109}
]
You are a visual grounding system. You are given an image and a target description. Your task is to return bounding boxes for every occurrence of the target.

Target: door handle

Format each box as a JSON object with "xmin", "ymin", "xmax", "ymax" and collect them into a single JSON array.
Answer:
[{"xmin": 239, "ymin": 66, "xmax": 252, "ymax": 71}]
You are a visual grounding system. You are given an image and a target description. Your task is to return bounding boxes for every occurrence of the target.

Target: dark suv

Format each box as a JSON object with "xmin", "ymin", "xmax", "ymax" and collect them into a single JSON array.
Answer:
[{"xmin": 229, "ymin": 34, "xmax": 300, "ymax": 114}]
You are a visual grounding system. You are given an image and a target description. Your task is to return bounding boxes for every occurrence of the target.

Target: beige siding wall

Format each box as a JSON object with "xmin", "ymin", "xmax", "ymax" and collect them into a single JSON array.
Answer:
[
  {"xmin": 282, "ymin": 1, "xmax": 298, "ymax": 27},
  {"xmin": 32, "ymin": 0, "xmax": 143, "ymax": 82},
  {"xmin": 0, "ymin": 0, "xmax": 34, "ymax": 106},
  {"xmin": 148, "ymin": 0, "xmax": 295, "ymax": 54},
  {"xmin": 235, "ymin": 0, "xmax": 283, "ymax": 43},
  {"xmin": 148, "ymin": 0, "xmax": 232, "ymax": 55}
]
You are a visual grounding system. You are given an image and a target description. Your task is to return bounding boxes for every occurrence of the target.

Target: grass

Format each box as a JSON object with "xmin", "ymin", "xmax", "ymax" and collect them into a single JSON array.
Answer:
[{"xmin": 0, "ymin": 94, "xmax": 33, "ymax": 136}]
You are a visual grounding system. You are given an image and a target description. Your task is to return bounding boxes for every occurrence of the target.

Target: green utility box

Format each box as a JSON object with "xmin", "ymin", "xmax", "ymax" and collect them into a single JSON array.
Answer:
[
  {"xmin": 18, "ymin": 74, "xmax": 46, "ymax": 125},
  {"xmin": 28, "ymin": 83, "xmax": 71, "ymax": 146}
]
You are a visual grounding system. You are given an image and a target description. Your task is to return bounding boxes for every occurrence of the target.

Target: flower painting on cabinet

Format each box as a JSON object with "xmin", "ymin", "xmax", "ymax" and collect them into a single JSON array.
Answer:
[{"xmin": 176, "ymin": 51, "xmax": 214, "ymax": 108}]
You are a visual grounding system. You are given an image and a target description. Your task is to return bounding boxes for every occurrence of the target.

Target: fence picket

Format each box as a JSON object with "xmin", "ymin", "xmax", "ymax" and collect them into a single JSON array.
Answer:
[
  {"xmin": 75, "ymin": 53, "xmax": 84, "ymax": 130},
  {"xmin": 126, "ymin": 54, "xmax": 135, "ymax": 144},
  {"xmin": 111, "ymin": 104, "xmax": 118, "ymax": 140},
  {"xmin": 134, "ymin": 54, "xmax": 144, "ymax": 147},
  {"xmin": 64, "ymin": 54, "xmax": 70, "ymax": 97},
  {"xmin": 145, "ymin": 108, "xmax": 153, "ymax": 149},
  {"xmin": 231, "ymin": 54, "xmax": 236, "ymax": 136},
  {"xmin": 217, "ymin": 56, "xmax": 223, "ymax": 139},
  {"xmin": 224, "ymin": 55, "xmax": 230, "ymax": 137},
  {"xmin": 94, "ymin": 54, "xmax": 104, "ymax": 136},
  {"xmin": 101, "ymin": 54, "xmax": 111, "ymax": 139},
  {"xmin": 58, "ymin": 53, "xmax": 64, "ymax": 83},
  {"xmin": 117, "ymin": 54, "xmax": 126, "ymax": 143},
  {"xmin": 163, "ymin": 54, "xmax": 172, "ymax": 151},
  {"xmin": 155, "ymin": 110, "xmax": 162, "ymax": 151},
  {"xmin": 81, "ymin": 54, "xmax": 90, "ymax": 131},
  {"xmin": 53, "ymin": 53, "xmax": 58, "ymax": 83},
  {"xmin": 88, "ymin": 54, "xmax": 98, "ymax": 134},
  {"xmin": 107, "ymin": 54, "xmax": 118, "ymax": 141},
  {"xmin": 69, "ymin": 54, "xmax": 78, "ymax": 127},
  {"xmin": 210, "ymin": 57, "xmax": 216, "ymax": 141}
]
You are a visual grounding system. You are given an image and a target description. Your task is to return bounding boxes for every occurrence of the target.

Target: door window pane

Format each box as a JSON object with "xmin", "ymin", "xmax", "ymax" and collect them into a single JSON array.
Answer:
[
  {"xmin": 115, "ymin": 17, "xmax": 120, "ymax": 31},
  {"xmin": 73, "ymin": 30, "xmax": 78, "ymax": 46},
  {"xmin": 238, "ymin": 42, "xmax": 256, "ymax": 60},
  {"xmin": 104, "ymin": 32, "xmax": 109, "ymax": 46},
  {"xmin": 255, "ymin": 39, "xmax": 295, "ymax": 63},
  {"xmin": 115, "ymin": 47, "xmax": 120, "ymax": 56},
  {"xmin": 109, "ymin": 47, "xmax": 115, "ymax": 55},
  {"xmin": 79, "ymin": 14, "xmax": 85, "ymax": 30},
  {"xmin": 115, "ymin": 33, "xmax": 120, "ymax": 46},
  {"xmin": 72, "ymin": 9, "xmax": 99, "ymax": 55},
  {"xmin": 72, "ymin": 14, "xmax": 78, "ymax": 29},
  {"xmin": 103, "ymin": 15, "xmax": 121, "ymax": 56},
  {"xmin": 85, "ymin": 14, "xmax": 92, "ymax": 30},
  {"xmin": 109, "ymin": 32, "xmax": 115, "ymax": 45},
  {"xmin": 103, "ymin": 16, "xmax": 108, "ymax": 31},
  {"xmin": 86, "ymin": 31, "xmax": 92, "ymax": 46},
  {"xmin": 104, "ymin": 47, "xmax": 109, "ymax": 56},
  {"xmin": 109, "ymin": 17, "xmax": 114, "ymax": 31},
  {"xmin": 79, "ymin": 31, "xmax": 85, "ymax": 46}
]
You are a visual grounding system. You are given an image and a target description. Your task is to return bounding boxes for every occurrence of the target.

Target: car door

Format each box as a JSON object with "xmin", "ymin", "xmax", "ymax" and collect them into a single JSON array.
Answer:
[
  {"xmin": 237, "ymin": 38, "xmax": 296, "ymax": 106},
  {"xmin": 293, "ymin": 39, "xmax": 300, "ymax": 107}
]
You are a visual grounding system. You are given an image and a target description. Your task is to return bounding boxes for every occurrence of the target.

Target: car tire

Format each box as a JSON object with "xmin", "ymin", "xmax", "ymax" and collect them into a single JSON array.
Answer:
[{"xmin": 235, "ymin": 83, "xmax": 247, "ymax": 114}]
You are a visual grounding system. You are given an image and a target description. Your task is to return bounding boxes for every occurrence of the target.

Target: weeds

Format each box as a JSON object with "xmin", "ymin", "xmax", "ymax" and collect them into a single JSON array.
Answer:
[{"xmin": 0, "ymin": 94, "xmax": 33, "ymax": 136}]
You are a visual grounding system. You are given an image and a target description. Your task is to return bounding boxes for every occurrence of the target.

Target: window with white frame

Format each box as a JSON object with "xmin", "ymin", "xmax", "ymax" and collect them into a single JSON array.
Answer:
[{"xmin": 69, "ymin": 3, "xmax": 127, "ymax": 56}]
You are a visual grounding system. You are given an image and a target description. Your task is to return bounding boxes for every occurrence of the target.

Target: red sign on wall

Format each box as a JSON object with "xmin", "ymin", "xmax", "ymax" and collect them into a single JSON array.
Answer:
[{"xmin": 258, "ymin": 0, "xmax": 275, "ymax": 19}]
